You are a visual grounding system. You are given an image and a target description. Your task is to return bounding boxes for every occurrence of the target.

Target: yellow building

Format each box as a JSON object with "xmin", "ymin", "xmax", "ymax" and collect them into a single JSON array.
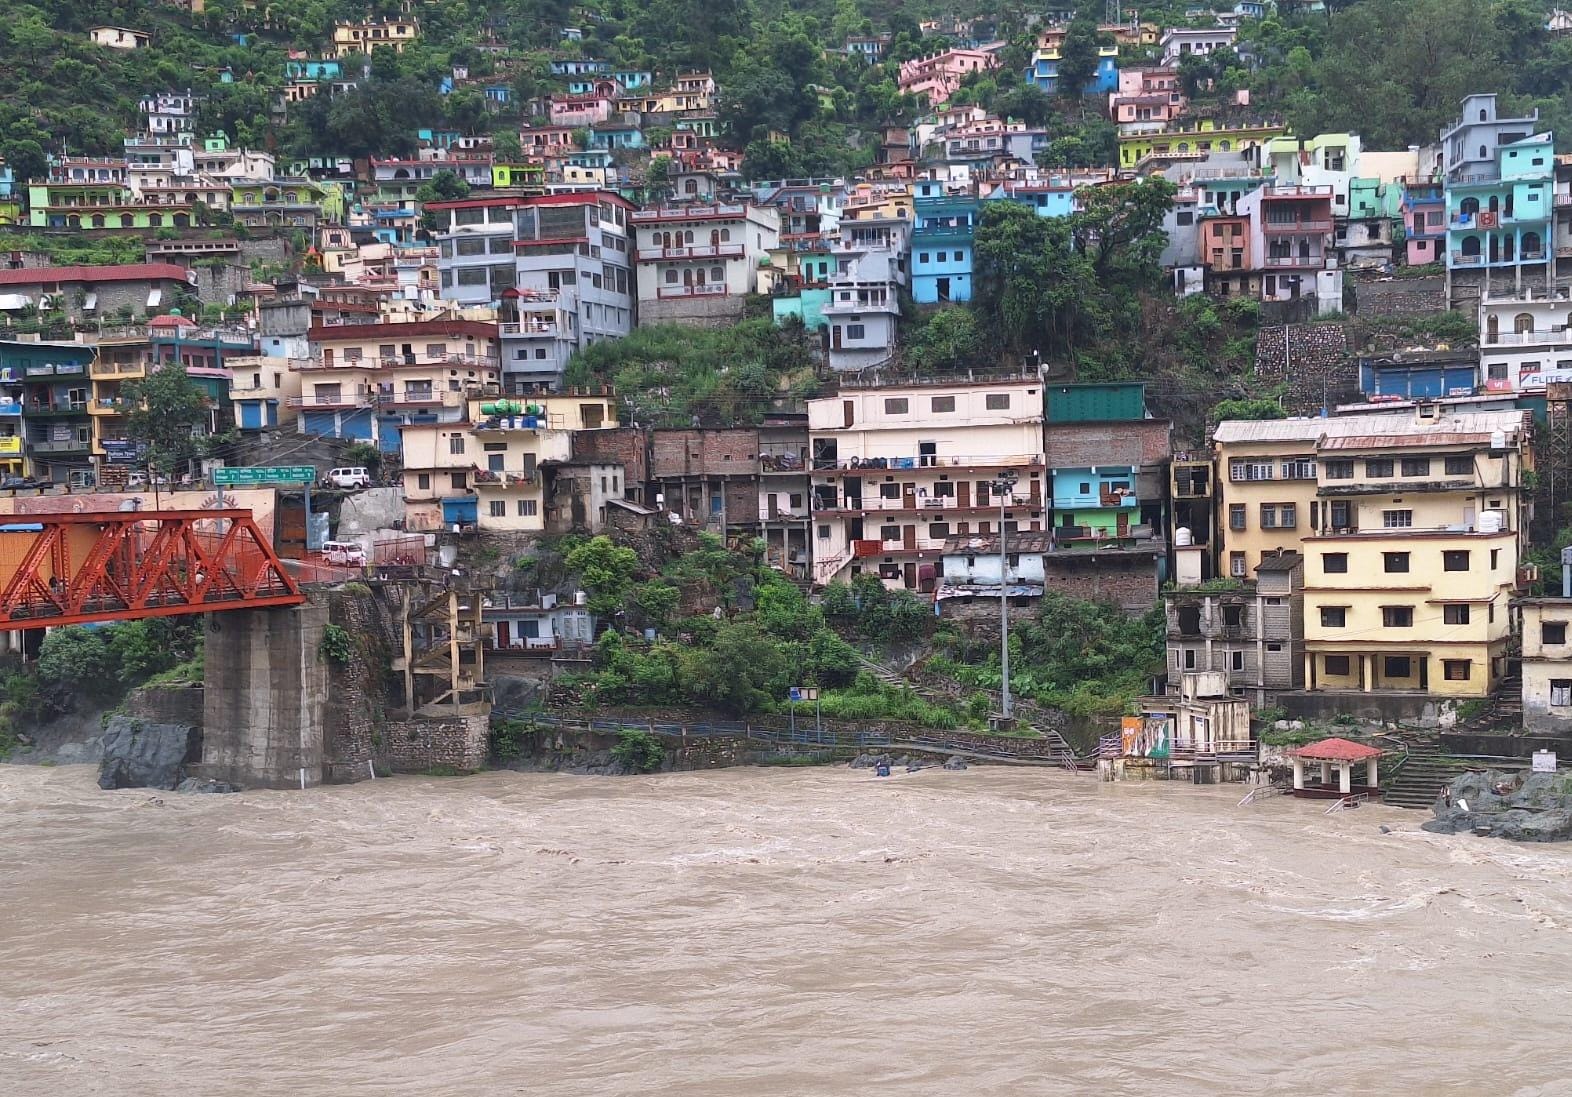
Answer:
[
  {"xmin": 399, "ymin": 391, "xmax": 618, "ymax": 534},
  {"xmin": 86, "ymin": 332, "xmax": 150, "ymax": 463},
  {"xmin": 1118, "ymin": 119, "xmax": 1288, "ymax": 171},
  {"xmin": 330, "ymin": 19, "xmax": 419, "ymax": 57},
  {"xmin": 1217, "ymin": 406, "xmax": 1531, "ymax": 699}
]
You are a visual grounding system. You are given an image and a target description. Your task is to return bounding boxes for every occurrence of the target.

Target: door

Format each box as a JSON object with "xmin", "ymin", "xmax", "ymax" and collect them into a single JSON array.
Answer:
[
  {"xmin": 902, "ymin": 482, "xmax": 917, "ymax": 509},
  {"xmin": 902, "ymin": 525, "xmax": 917, "ymax": 550},
  {"xmin": 844, "ymin": 476, "xmax": 862, "ymax": 506},
  {"xmin": 768, "ymin": 493, "xmax": 780, "ymax": 520},
  {"xmin": 958, "ymin": 481, "xmax": 971, "ymax": 508},
  {"xmin": 1117, "ymin": 511, "xmax": 1130, "ymax": 537},
  {"xmin": 902, "ymin": 562, "xmax": 918, "ymax": 589},
  {"xmin": 842, "ymin": 400, "xmax": 854, "ymax": 428},
  {"xmin": 919, "ymin": 441, "xmax": 937, "ymax": 467},
  {"xmin": 937, "ymin": 277, "xmax": 951, "ymax": 301},
  {"xmin": 831, "ymin": 325, "xmax": 842, "ymax": 350},
  {"xmin": 497, "ymin": 621, "xmax": 511, "ymax": 649}
]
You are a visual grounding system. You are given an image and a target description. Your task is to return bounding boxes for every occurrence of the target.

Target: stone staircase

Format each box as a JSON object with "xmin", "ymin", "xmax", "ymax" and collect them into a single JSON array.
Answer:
[{"xmin": 1382, "ymin": 741, "xmax": 1476, "ymax": 810}]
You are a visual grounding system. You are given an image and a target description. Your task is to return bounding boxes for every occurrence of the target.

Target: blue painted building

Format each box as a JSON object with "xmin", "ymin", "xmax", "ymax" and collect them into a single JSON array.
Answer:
[
  {"xmin": 6, "ymin": 341, "xmax": 95, "ymax": 484},
  {"xmin": 586, "ymin": 123, "xmax": 645, "ymax": 151},
  {"xmin": 1358, "ymin": 352, "xmax": 1479, "ymax": 400},
  {"xmin": 301, "ymin": 407, "xmax": 375, "ymax": 442},
  {"xmin": 285, "ymin": 60, "xmax": 343, "ymax": 80},
  {"xmin": 911, "ymin": 180, "xmax": 978, "ymax": 304},
  {"xmin": 1026, "ymin": 45, "xmax": 1118, "ymax": 96}
]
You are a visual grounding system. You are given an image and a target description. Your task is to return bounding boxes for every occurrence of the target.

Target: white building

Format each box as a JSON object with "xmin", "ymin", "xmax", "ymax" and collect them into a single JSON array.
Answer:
[
  {"xmin": 1478, "ymin": 289, "xmax": 1572, "ymax": 392},
  {"xmin": 823, "ymin": 247, "xmax": 902, "ymax": 371},
  {"xmin": 630, "ymin": 203, "xmax": 781, "ymax": 326},
  {"xmin": 139, "ymin": 92, "xmax": 200, "ymax": 136},
  {"xmin": 1159, "ymin": 27, "xmax": 1238, "ymax": 67},
  {"xmin": 808, "ymin": 377, "xmax": 1046, "ymax": 591}
]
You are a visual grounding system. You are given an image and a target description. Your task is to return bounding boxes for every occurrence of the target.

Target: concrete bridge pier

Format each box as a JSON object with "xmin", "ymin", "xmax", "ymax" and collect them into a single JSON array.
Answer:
[{"xmin": 194, "ymin": 601, "xmax": 331, "ymax": 790}]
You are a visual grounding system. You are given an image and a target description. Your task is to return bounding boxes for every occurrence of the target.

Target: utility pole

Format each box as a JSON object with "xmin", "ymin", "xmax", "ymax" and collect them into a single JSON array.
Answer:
[{"xmin": 991, "ymin": 469, "xmax": 1019, "ymax": 720}]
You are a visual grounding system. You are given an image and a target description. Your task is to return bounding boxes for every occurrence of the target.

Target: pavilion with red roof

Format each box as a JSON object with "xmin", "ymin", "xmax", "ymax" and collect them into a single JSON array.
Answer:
[{"xmin": 1290, "ymin": 737, "xmax": 1386, "ymax": 799}]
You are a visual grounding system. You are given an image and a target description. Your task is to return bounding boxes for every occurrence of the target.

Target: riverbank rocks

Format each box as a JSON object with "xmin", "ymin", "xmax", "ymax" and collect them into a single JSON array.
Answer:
[
  {"xmin": 176, "ymin": 778, "xmax": 241, "ymax": 794},
  {"xmin": 944, "ymin": 756, "xmax": 968, "ymax": 771},
  {"xmin": 850, "ymin": 752, "xmax": 891, "ymax": 770},
  {"xmin": 1423, "ymin": 769, "xmax": 1572, "ymax": 842},
  {"xmin": 97, "ymin": 716, "xmax": 201, "ymax": 791}
]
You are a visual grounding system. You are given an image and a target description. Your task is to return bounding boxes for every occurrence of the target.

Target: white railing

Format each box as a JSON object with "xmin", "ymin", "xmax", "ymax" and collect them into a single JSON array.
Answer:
[
  {"xmin": 657, "ymin": 283, "xmax": 728, "ymax": 298},
  {"xmin": 1484, "ymin": 330, "xmax": 1572, "ymax": 346}
]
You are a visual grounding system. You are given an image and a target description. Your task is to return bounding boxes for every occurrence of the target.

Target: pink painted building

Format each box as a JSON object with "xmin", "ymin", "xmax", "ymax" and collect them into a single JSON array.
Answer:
[{"xmin": 897, "ymin": 49, "xmax": 997, "ymax": 105}]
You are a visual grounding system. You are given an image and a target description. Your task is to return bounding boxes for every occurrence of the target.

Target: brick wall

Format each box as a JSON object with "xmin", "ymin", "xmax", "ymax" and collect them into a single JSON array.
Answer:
[
  {"xmin": 385, "ymin": 713, "xmax": 490, "ymax": 772},
  {"xmin": 1352, "ymin": 274, "xmax": 1446, "ymax": 318},
  {"xmin": 638, "ymin": 295, "xmax": 747, "ymax": 328},
  {"xmin": 1043, "ymin": 557, "xmax": 1159, "ymax": 616},
  {"xmin": 571, "ymin": 425, "xmax": 650, "ymax": 485},
  {"xmin": 1046, "ymin": 419, "xmax": 1170, "ymax": 468},
  {"xmin": 650, "ymin": 428, "xmax": 759, "ymax": 478}
]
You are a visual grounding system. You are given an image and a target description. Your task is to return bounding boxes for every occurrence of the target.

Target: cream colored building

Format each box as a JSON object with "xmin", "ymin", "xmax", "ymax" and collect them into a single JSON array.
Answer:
[
  {"xmin": 227, "ymin": 354, "xmax": 303, "ymax": 431},
  {"xmin": 330, "ymin": 19, "xmax": 419, "ymax": 57},
  {"xmin": 1519, "ymin": 599, "xmax": 1572, "ymax": 733},
  {"xmin": 400, "ymin": 391, "xmax": 618, "ymax": 534},
  {"xmin": 808, "ymin": 378, "xmax": 1045, "ymax": 590},
  {"xmin": 1293, "ymin": 407, "xmax": 1530, "ymax": 698}
]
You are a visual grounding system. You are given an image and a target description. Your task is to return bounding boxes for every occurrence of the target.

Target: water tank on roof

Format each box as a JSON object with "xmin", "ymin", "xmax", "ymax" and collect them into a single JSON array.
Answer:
[
  {"xmin": 1490, "ymin": 429, "xmax": 1507, "ymax": 451},
  {"xmin": 1175, "ymin": 526, "xmax": 1193, "ymax": 547},
  {"xmin": 1479, "ymin": 510, "xmax": 1505, "ymax": 534}
]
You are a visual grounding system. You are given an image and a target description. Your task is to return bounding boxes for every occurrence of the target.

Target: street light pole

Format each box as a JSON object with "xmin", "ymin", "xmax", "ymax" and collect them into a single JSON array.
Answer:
[{"xmin": 992, "ymin": 469, "xmax": 1019, "ymax": 721}]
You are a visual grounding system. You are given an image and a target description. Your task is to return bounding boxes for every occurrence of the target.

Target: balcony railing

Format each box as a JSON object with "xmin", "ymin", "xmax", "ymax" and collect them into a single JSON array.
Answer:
[
  {"xmin": 1262, "ymin": 218, "xmax": 1332, "ymax": 233},
  {"xmin": 287, "ymin": 393, "xmax": 374, "ymax": 408},
  {"xmin": 29, "ymin": 438, "xmax": 92, "ymax": 454},
  {"xmin": 811, "ymin": 453, "xmax": 1042, "ymax": 472},
  {"xmin": 1261, "ymin": 254, "xmax": 1328, "ymax": 269},
  {"xmin": 816, "ymin": 493, "xmax": 1043, "ymax": 513},
  {"xmin": 26, "ymin": 401, "xmax": 89, "ymax": 415},
  {"xmin": 636, "ymin": 243, "xmax": 744, "ymax": 260},
  {"xmin": 499, "ymin": 321, "xmax": 561, "ymax": 338},
  {"xmin": 657, "ymin": 283, "xmax": 728, "ymax": 299},
  {"xmin": 1451, "ymin": 251, "xmax": 1484, "ymax": 266},
  {"xmin": 1484, "ymin": 329, "xmax": 1572, "ymax": 347}
]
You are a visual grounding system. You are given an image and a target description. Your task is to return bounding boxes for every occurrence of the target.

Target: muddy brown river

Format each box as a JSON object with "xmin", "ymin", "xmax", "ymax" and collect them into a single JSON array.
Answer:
[{"xmin": 3, "ymin": 764, "xmax": 1571, "ymax": 1095}]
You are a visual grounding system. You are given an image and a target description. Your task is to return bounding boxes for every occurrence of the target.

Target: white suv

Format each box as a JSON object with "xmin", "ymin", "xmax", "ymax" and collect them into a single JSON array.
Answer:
[{"xmin": 325, "ymin": 467, "xmax": 372, "ymax": 490}]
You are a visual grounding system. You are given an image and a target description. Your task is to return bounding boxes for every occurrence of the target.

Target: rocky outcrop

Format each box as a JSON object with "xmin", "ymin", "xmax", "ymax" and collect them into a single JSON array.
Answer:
[
  {"xmin": 97, "ymin": 716, "xmax": 202, "ymax": 791},
  {"xmin": 1423, "ymin": 769, "xmax": 1572, "ymax": 842}
]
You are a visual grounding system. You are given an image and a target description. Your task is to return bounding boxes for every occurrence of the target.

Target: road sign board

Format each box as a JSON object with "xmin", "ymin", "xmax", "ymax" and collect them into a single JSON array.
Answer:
[
  {"xmin": 789, "ymin": 686, "xmax": 818, "ymax": 702},
  {"xmin": 213, "ymin": 465, "xmax": 317, "ymax": 486}
]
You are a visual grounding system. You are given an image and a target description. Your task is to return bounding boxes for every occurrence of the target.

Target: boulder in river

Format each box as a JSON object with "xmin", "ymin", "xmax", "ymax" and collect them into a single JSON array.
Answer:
[
  {"xmin": 943, "ymin": 756, "xmax": 968, "ymax": 771},
  {"xmin": 97, "ymin": 716, "xmax": 201, "ymax": 791},
  {"xmin": 1423, "ymin": 769, "xmax": 1572, "ymax": 842}
]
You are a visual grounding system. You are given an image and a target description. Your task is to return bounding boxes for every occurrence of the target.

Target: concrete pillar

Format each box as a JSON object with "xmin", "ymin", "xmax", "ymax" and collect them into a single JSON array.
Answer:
[
  {"xmin": 1320, "ymin": 760, "xmax": 1331, "ymax": 786},
  {"xmin": 196, "ymin": 600, "xmax": 331, "ymax": 789},
  {"xmin": 1304, "ymin": 651, "xmax": 1315, "ymax": 690},
  {"xmin": 1361, "ymin": 653, "xmax": 1372, "ymax": 693},
  {"xmin": 1339, "ymin": 763, "xmax": 1353, "ymax": 795},
  {"xmin": 1366, "ymin": 758, "xmax": 1379, "ymax": 788},
  {"xmin": 1292, "ymin": 757, "xmax": 1304, "ymax": 790}
]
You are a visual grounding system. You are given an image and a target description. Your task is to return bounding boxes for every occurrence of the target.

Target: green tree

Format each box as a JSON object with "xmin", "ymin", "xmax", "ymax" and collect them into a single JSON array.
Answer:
[
  {"xmin": 36, "ymin": 626, "xmax": 116, "ymax": 711},
  {"xmin": 683, "ymin": 620, "xmax": 790, "ymax": 715},
  {"xmin": 491, "ymin": 129, "xmax": 522, "ymax": 161},
  {"xmin": 565, "ymin": 535, "xmax": 639, "ymax": 617},
  {"xmin": 1054, "ymin": 13, "xmax": 1106, "ymax": 99},
  {"xmin": 125, "ymin": 362, "xmax": 209, "ymax": 476},
  {"xmin": 904, "ymin": 307, "xmax": 990, "ymax": 373},
  {"xmin": 415, "ymin": 169, "xmax": 470, "ymax": 204}
]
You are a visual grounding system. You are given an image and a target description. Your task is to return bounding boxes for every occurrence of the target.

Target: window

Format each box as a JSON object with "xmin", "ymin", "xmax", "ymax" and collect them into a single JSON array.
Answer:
[
  {"xmin": 879, "ymin": 524, "xmax": 901, "ymax": 541},
  {"xmin": 449, "ymin": 435, "xmax": 466, "ymax": 454},
  {"xmin": 1382, "ymin": 606, "xmax": 1413, "ymax": 627},
  {"xmin": 817, "ymin": 524, "xmax": 830, "ymax": 540},
  {"xmin": 1324, "ymin": 459, "xmax": 1355, "ymax": 480},
  {"xmin": 931, "ymin": 396, "xmax": 955, "ymax": 413},
  {"xmin": 1280, "ymin": 459, "xmax": 1315, "ymax": 480},
  {"xmin": 1320, "ymin": 607, "xmax": 1346, "ymax": 628},
  {"xmin": 1184, "ymin": 648, "xmax": 1197, "ymax": 670},
  {"xmin": 489, "ymin": 500, "xmax": 506, "ymax": 518},
  {"xmin": 1366, "ymin": 459, "xmax": 1395, "ymax": 478},
  {"xmin": 1322, "ymin": 552, "xmax": 1348, "ymax": 574},
  {"xmin": 1259, "ymin": 504, "xmax": 1278, "ymax": 529},
  {"xmin": 1231, "ymin": 650, "xmax": 1244, "ymax": 671},
  {"xmin": 1552, "ymin": 680, "xmax": 1572, "ymax": 707},
  {"xmin": 457, "ymin": 268, "xmax": 488, "ymax": 286},
  {"xmin": 1230, "ymin": 552, "xmax": 1246, "ymax": 578},
  {"xmin": 1384, "ymin": 656, "xmax": 1412, "ymax": 678},
  {"xmin": 985, "ymin": 393, "xmax": 1011, "ymax": 410},
  {"xmin": 1443, "ymin": 550, "xmax": 1469, "ymax": 572},
  {"xmin": 1277, "ymin": 504, "xmax": 1297, "ymax": 528},
  {"xmin": 1444, "ymin": 455, "xmax": 1472, "ymax": 476},
  {"xmin": 1544, "ymin": 622, "xmax": 1567, "ymax": 646},
  {"xmin": 1230, "ymin": 460, "xmax": 1274, "ymax": 482},
  {"xmin": 1491, "ymin": 549, "xmax": 1500, "ymax": 569},
  {"xmin": 1400, "ymin": 458, "xmax": 1431, "ymax": 477},
  {"xmin": 846, "ymin": 324, "xmax": 866, "ymax": 340},
  {"xmin": 884, "ymin": 398, "xmax": 909, "ymax": 414},
  {"xmin": 487, "ymin": 454, "xmax": 505, "ymax": 473},
  {"xmin": 929, "ymin": 522, "xmax": 950, "ymax": 538},
  {"xmin": 1382, "ymin": 510, "xmax": 1413, "ymax": 529},
  {"xmin": 1444, "ymin": 604, "xmax": 1471, "ymax": 625},
  {"xmin": 1229, "ymin": 504, "xmax": 1246, "ymax": 530},
  {"xmin": 879, "ymin": 483, "xmax": 901, "ymax": 499},
  {"xmin": 456, "ymin": 237, "xmax": 487, "ymax": 256},
  {"xmin": 416, "ymin": 473, "xmax": 431, "ymax": 491},
  {"xmin": 517, "ymin": 499, "xmax": 538, "ymax": 517},
  {"xmin": 1325, "ymin": 655, "xmax": 1351, "ymax": 676},
  {"xmin": 1383, "ymin": 552, "xmax": 1410, "ymax": 573},
  {"xmin": 450, "ymin": 472, "xmax": 467, "ymax": 490}
]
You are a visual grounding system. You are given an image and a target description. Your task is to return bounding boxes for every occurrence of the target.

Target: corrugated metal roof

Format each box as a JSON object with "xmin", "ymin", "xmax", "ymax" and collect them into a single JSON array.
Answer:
[
  {"xmin": 1320, "ymin": 431, "xmax": 1495, "ymax": 450},
  {"xmin": 942, "ymin": 532, "xmax": 1054, "ymax": 554},
  {"xmin": 1214, "ymin": 409, "xmax": 1526, "ymax": 445}
]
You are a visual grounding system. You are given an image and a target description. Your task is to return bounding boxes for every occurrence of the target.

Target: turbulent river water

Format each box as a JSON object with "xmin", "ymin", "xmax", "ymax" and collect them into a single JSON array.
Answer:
[{"xmin": 4, "ymin": 763, "xmax": 1572, "ymax": 1096}]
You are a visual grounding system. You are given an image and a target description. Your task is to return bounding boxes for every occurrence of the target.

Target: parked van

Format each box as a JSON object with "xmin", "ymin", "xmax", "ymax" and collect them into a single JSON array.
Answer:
[
  {"xmin": 322, "ymin": 540, "xmax": 367, "ymax": 567},
  {"xmin": 325, "ymin": 467, "xmax": 372, "ymax": 490}
]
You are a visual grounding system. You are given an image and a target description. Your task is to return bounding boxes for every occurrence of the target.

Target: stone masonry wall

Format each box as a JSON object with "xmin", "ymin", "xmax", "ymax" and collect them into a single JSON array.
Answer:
[
  {"xmin": 1352, "ymin": 274, "xmax": 1447, "ymax": 318},
  {"xmin": 1255, "ymin": 322, "xmax": 1358, "ymax": 415},
  {"xmin": 385, "ymin": 713, "xmax": 489, "ymax": 772},
  {"xmin": 638, "ymin": 295, "xmax": 747, "ymax": 328},
  {"xmin": 1042, "ymin": 559, "xmax": 1159, "ymax": 616},
  {"xmin": 321, "ymin": 585, "xmax": 396, "ymax": 783}
]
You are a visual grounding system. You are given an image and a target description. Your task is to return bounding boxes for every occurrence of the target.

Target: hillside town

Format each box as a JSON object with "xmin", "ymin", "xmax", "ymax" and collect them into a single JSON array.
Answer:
[{"xmin": 2, "ymin": 1, "xmax": 1572, "ymax": 802}]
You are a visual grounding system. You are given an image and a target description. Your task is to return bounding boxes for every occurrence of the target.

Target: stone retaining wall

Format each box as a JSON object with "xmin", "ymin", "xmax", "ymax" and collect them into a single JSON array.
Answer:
[{"xmin": 386, "ymin": 713, "xmax": 490, "ymax": 772}]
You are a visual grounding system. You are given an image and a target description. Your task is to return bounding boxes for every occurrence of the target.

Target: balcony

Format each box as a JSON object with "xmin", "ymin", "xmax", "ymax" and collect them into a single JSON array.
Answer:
[
  {"xmin": 377, "ymin": 389, "xmax": 458, "ymax": 409},
  {"xmin": 1262, "ymin": 218, "xmax": 1332, "ymax": 234},
  {"xmin": 656, "ymin": 283, "xmax": 728, "ymax": 299},
  {"xmin": 29, "ymin": 438, "xmax": 92, "ymax": 454},
  {"xmin": 1484, "ymin": 329, "xmax": 1572, "ymax": 347},
  {"xmin": 1261, "ymin": 254, "xmax": 1328, "ymax": 269},
  {"xmin": 630, "ymin": 203, "xmax": 747, "ymax": 223},
  {"xmin": 23, "ymin": 363, "xmax": 88, "ymax": 379},
  {"xmin": 636, "ymin": 243, "xmax": 744, "ymax": 260},
  {"xmin": 1451, "ymin": 251, "xmax": 1484, "ymax": 266},
  {"xmin": 89, "ymin": 397, "xmax": 134, "ymax": 415},
  {"xmin": 811, "ymin": 453, "xmax": 1044, "ymax": 472},
  {"xmin": 1557, "ymin": 194, "xmax": 1572, "ymax": 208},
  {"xmin": 25, "ymin": 401, "xmax": 90, "ymax": 417},
  {"xmin": 817, "ymin": 493, "xmax": 1042, "ymax": 514},
  {"xmin": 472, "ymin": 469, "xmax": 539, "ymax": 488},
  {"xmin": 287, "ymin": 392, "xmax": 374, "ymax": 408},
  {"xmin": 90, "ymin": 360, "xmax": 148, "ymax": 379},
  {"xmin": 499, "ymin": 320, "xmax": 562, "ymax": 338}
]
